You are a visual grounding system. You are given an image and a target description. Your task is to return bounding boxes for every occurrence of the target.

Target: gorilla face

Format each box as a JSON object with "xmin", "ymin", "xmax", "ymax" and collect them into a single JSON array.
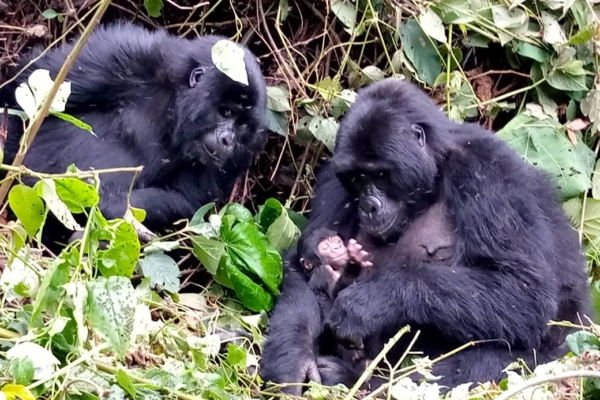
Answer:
[
  {"xmin": 173, "ymin": 36, "xmax": 267, "ymax": 169},
  {"xmin": 330, "ymin": 79, "xmax": 450, "ymax": 240}
]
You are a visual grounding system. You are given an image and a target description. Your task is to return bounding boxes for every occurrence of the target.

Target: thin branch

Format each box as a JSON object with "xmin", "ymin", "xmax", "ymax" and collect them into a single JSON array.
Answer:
[{"xmin": 495, "ymin": 370, "xmax": 600, "ymax": 400}]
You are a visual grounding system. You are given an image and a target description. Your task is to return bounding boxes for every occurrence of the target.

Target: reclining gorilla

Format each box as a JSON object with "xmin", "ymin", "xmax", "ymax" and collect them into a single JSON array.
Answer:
[
  {"xmin": 260, "ymin": 78, "xmax": 590, "ymax": 394},
  {"xmin": 0, "ymin": 22, "xmax": 267, "ymax": 245}
]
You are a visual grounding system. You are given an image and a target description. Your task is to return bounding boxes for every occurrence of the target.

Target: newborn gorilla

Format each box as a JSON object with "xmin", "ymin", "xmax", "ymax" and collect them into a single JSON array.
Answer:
[
  {"xmin": 0, "ymin": 22, "xmax": 267, "ymax": 245},
  {"xmin": 260, "ymin": 78, "xmax": 590, "ymax": 395}
]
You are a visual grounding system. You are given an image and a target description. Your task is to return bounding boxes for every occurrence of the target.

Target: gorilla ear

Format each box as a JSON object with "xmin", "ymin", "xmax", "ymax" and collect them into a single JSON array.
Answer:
[
  {"xmin": 189, "ymin": 67, "xmax": 205, "ymax": 88},
  {"xmin": 411, "ymin": 124, "xmax": 426, "ymax": 147}
]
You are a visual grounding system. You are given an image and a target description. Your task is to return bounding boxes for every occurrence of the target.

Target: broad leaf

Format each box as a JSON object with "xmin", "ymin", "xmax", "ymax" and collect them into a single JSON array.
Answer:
[
  {"xmin": 190, "ymin": 202, "xmax": 216, "ymax": 226},
  {"xmin": 143, "ymin": 0, "xmax": 163, "ymax": 17},
  {"xmin": 566, "ymin": 330, "xmax": 600, "ymax": 355},
  {"xmin": 541, "ymin": 11, "xmax": 566, "ymax": 44},
  {"xmin": 10, "ymin": 358, "xmax": 34, "ymax": 385},
  {"xmin": 266, "ymin": 86, "xmax": 291, "ymax": 112},
  {"xmin": 221, "ymin": 255, "xmax": 274, "ymax": 312},
  {"xmin": 221, "ymin": 202, "xmax": 254, "ymax": 223},
  {"xmin": 259, "ymin": 198, "xmax": 284, "ymax": 229},
  {"xmin": 265, "ymin": 109, "xmax": 288, "ymax": 136},
  {"xmin": 35, "ymin": 179, "xmax": 81, "ymax": 231},
  {"xmin": 54, "ymin": 177, "xmax": 99, "ymax": 213},
  {"xmin": 211, "ymin": 40, "xmax": 248, "ymax": 86},
  {"xmin": 87, "ymin": 276, "xmax": 136, "ymax": 358},
  {"xmin": 331, "ymin": 0, "xmax": 356, "ymax": 30},
  {"xmin": 191, "ymin": 236, "xmax": 226, "ymax": 274},
  {"xmin": 141, "ymin": 253, "xmax": 180, "ymax": 293},
  {"xmin": 418, "ymin": 7, "xmax": 446, "ymax": 42},
  {"xmin": 401, "ymin": 18, "xmax": 442, "ymax": 85},
  {"xmin": 497, "ymin": 112, "xmax": 595, "ymax": 199},
  {"xmin": 221, "ymin": 222, "xmax": 283, "ymax": 295},
  {"xmin": 266, "ymin": 210, "xmax": 301, "ymax": 253},
  {"xmin": 8, "ymin": 184, "xmax": 45, "ymax": 238},
  {"xmin": 96, "ymin": 220, "xmax": 140, "ymax": 278},
  {"xmin": 309, "ymin": 116, "xmax": 338, "ymax": 152},
  {"xmin": 31, "ymin": 253, "xmax": 70, "ymax": 324}
]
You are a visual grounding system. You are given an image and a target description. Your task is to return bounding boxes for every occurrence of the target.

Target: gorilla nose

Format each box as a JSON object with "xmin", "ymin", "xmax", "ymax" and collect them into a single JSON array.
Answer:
[
  {"xmin": 217, "ymin": 130, "xmax": 235, "ymax": 149},
  {"xmin": 359, "ymin": 196, "xmax": 382, "ymax": 216}
]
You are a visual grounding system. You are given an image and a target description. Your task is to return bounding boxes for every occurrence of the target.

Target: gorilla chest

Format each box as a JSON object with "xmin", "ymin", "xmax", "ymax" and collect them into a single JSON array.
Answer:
[{"xmin": 358, "ymin": 202, "xmax": 457, "ymax": 265}]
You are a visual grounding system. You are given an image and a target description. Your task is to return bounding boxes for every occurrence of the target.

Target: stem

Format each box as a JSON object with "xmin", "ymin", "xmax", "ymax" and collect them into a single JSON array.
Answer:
[
  {"xmin": 495, "ymin": 370, "xmax": 600, "ymax": 400},
  {"xmin": 0, "ymin": 0, "xmax": 112, "ymax": 205},
  {"xmin": 0, "ymin": 164, "xmax": 143, "ymax": 179}
]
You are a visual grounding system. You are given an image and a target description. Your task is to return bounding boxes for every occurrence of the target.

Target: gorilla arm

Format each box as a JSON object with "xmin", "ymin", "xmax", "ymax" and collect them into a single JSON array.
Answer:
[{"xmin": 326, "ymin": 136, "xmax": 560, "ymax": 349}]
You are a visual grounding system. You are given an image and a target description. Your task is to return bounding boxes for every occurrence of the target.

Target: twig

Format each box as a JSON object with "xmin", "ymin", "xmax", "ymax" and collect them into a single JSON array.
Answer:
[
  {"xmin": 344, "ymin": 326, "xmax": 410, "ymax": 400},
  {"xmin": 0, "ymin": 164, "xmax": 143, "ymax": 179},
  {"xmin": 0, "ymin": 0, "xmax": 113, "ymax": 205},
  {"xmin": 495, "ymin": 370, "xmax": 600, "ymax": 400}
]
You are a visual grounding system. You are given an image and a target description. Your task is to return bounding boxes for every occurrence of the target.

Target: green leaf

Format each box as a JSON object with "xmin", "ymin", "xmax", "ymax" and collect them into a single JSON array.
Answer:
[
  {"xmin": 226, "ymin": 344, "xmax": 247, "ymax": 368},
  {"xmin": 221, "ymin": 255, "xmax": 274, "ymax": 312},
  {"xmin": 491, "ymin": 5, "xmax": 527, "ymax": 29},
  {"xmin": 10, "ymin": 357, "xmax": 34, "ymax": 385},
  {"xmin": 581, "ymin": 86, "xmax": 600, "ymax": 132},
  {"xmin": 116, "ymin": 369, "xmax": 138, "ymax": 399},
  {"xmin": 566, "ymin": 330, "xmax": 600, "ymax": 355},
  {"xmin": 497, "ymin": 112, "xmax": 595, "ymax": 199},
  {"xmin": 54, "ymin": 177, "xmax": 100, "ymax": 213},
  {"xmin": 568, "ymin": 24, "xmax": 595, "ymax": 45},
  {"xmin": 360, "ymin": 66, "xmax": 386, "ymax": 86},
  {"xmin": 222, "ymin": 222, "xmax": 283, "ymax": 295},
  {"xmin": 191, "ymin": 236, "xmax": 226, "ymax": 274},
  {"xmin": 309, "ymin": 116, "xmax": 338, "ymax": 152},
  {"xmin": 514, "ymin": 43, "xmax": 549, "ymax": 63},
  {"xmin": 315, "ymin": 77, "xmax": 341, "ymax": 102},
  {"xmin": 266, "ymin": 86, "xmax": 291, "ymax": 112},
  {"xmin": 42, "ymin": 9, "xmax": 58, "ymax": 19},
  {"xmin": 418, "ymin": 7, "xmax": 447, "ymax": 42},
  {"xmin": 546, "ymin": 70, "xmax": 589, "ymax": 92},
  {"xmin": 221, "ymin": 202, "xmax": 254, "ymax": 223},
  {"xmin": 266, "ymin": 209, "xmax": 301, "ymax": 253},
  {"xmin": 265, "ymin": 109, "xmax": 288, "ymax": 136},
  {"xmin": 331, "ymin": 0, "xmax": 356, "ymax": 30},
  {"xmin": 8, "ymin": 184, "xmax": 45, "ymax": 238},
  {"xmin": 51, "ymin": 111, "xmax": 95, "ymax": 135},
  {"xmin": 401, "ymin": 18, "xmax": 442, "ymax": 85},
  {"xmin": 190, "ymin": 202, "xmax": 216, "ymax": 226},
  {"xmin": 96, "ymin": 221, "xmax": 141, "ymax": 278},
  {"xmin": 140, "ymin": 253, "xmax": 180, "ymax": 293},
  {"xmin": 432, "ymin": 0, "xmax": 475, "ymax": 24},
  {"xmin": 143, "ymin": 0, "xmax": 163, "ymax": 18},
  {"xmin": 87, "ymin": 276, "xmax": 136, "ymax": 359},
  {"xmin": 211, "ymin": 40, "xmax": 249, "ymax": 86},
  {"xmin": 31, "ymin": 253, "xmax": 70, "ymax": 325},
  {"xmin": 35, "ymin": 179, "xmax": 81, "ymax": 231},
  {"xmin": 259, "ymin": 198, "xmax": 284, "ymax": 230}
]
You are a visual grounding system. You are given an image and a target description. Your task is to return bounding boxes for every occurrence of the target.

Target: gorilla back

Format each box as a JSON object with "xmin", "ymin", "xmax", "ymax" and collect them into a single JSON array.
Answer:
[{"xmin": 0, "ymin": 22, "xmax": 267, "ymax": 243}]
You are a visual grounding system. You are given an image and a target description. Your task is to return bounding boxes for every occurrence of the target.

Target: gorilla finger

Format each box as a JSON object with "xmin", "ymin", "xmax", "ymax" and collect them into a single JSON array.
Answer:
[{"xmin": 306, "ymin": 362, "xmax": 322, "ymax": 384}]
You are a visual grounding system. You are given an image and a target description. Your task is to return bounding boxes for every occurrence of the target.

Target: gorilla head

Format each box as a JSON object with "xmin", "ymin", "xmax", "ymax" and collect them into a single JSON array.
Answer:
[
  {"xmin": 171, "ymin": 35, "xmax": 267, "ymax": 170},
  {"xmin": 330, "ymin": 79, "xmax": 453, "ymax": 240}
]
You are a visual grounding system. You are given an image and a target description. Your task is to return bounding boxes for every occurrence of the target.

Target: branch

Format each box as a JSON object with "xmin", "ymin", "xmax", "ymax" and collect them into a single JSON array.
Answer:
[{"xmin": 495, "ymin": 370, "xmax": 600, "ymax": 400}]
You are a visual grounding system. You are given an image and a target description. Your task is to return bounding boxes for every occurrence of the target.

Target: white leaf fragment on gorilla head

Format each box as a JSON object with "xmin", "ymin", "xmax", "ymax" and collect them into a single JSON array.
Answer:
[
  {"xmin": 7, "ymin": 342, "xmax": 60, "ymax": 380},
  {"xmin": 15, "ymin": 69, "xmax": 71, "ymax": 120},
  {"xmin": 211, "ymin": 40, "xmax": 249, "ymax": 86}
]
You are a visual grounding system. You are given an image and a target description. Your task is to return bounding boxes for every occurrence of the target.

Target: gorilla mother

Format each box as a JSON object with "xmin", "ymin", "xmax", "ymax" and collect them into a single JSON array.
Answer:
[{"xmin": 260, "ymin": 78, "xmax": 590, "ymax": 394}]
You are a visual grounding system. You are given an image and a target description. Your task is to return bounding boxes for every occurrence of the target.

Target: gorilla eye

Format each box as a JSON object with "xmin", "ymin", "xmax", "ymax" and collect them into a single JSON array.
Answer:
[
  {"xmin": 412, "ymin": 124, "xmax": 426, "ymax": 147},
  {"xmin": 189, "ymin": 67, "xmax": 205, "ymax": 88}
]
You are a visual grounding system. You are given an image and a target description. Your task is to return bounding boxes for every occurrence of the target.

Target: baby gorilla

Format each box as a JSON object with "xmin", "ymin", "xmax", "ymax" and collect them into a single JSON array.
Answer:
[{"xmin": 299, "ymin": 228, "xmax": 372, "ymax": 387}]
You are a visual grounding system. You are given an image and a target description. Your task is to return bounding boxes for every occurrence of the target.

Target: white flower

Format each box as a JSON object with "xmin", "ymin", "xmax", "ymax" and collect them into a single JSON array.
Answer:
[
  {"xmin": 7, "ymin": 342, "xmax": 60, "ymax": 381},
  {"xmin": 15, "ymin": 69, "xmax": 71, "ymax": 120}
]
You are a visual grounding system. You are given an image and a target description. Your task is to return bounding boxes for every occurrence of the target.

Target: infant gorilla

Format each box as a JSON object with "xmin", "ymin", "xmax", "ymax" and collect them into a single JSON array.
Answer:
[{"xmin": 298, "ymin": 202, "xmax": 457, "ymax": 388}]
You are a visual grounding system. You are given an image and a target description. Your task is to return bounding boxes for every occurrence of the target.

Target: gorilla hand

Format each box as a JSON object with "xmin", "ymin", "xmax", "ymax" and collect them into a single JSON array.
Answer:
[
  {"xmin": 326, "ymin": 282, "xmax": 374, "ymax": 345},
  {"xmin": 277, "ymin": 354, "xmax": 321, "ymax": 396},
  {"xmin": 347, "ymin": 239, "xmax": 373, "ymax": 267}
]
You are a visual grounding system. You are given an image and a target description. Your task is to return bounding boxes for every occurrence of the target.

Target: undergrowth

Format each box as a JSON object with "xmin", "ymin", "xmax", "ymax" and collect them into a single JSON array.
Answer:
[{"xmin": 1, "ymin": 0, "xmax": 600, "ymax": 398}]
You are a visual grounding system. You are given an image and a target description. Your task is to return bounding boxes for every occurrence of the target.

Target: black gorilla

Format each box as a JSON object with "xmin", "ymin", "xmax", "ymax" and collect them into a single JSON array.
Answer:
[
  {"xmin": 0, "ymin": 22, "xmax": 267, "ymax": 243},
  {"xmin": 260, "ymin": 78, "xmax": 590, "ymax": 395}
]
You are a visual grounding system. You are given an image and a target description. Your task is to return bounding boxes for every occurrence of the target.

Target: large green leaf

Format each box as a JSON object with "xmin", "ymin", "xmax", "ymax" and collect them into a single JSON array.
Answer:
[
  {"xmin": 8, "ymin": 184, "xmax": 45, "ymax": 238},
  {"xmin": 87, "ymin": 276, "xmax": 136, "ymax": 358},
  {"xmin": 497, "ymin": 112, "xmax": 595, "ymax": 199},
  {"xmin": 221, "ymin": 222, "xmax": 283, "ymax": 295},
  {"xmin": 191, "ymin": 236, "xmax": 226, "ymax": 274},
  {"xmin": 95, "ymin": 220, "xmax": 141, "ymax": 278},
  {"xmin": 140, "ymin": 253, "xmax": 180, "ymax": 293},
  {"xmin": 54, "ymin": 177, "xmax": 99, "ymax": 213},
  {"xmin": 31, "ymin": 253, "xmax": 70, "ymax": 325},
  {"xmin": 400, "ymin": 18, "xmax": 442, "ymax": 85},
  {"xmin": 34, "ymin": 179, "xmax": 81, "ymax": 231},
  {"xmin": 221, "ymin": 255, "xmax": 274, "ymax": 312}
]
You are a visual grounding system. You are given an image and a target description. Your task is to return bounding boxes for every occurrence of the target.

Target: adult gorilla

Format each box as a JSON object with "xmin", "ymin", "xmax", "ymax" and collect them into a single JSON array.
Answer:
[
  {"xmin": 0, "ymin": 22, "xmax": 267, "ymax": 244},
  {"xmin": 260, "ymin": 78, "xmax": 590, "ymax": 394}
]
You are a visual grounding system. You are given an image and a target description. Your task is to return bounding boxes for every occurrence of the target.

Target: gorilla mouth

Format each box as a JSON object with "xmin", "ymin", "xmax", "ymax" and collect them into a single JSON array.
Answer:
[
  {"xmin": 368, "ymin": 215, "xmax": 399, "ymax": 239},
  {"xmin": 202, "ymin": 144, "xmax": 225, "ymax": 166}
]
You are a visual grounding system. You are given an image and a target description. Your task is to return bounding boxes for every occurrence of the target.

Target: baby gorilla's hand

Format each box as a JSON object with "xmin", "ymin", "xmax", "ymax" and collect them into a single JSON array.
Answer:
[{"xmin": 347, "ymin": 239, "xmax": 373, "ymax": 267}]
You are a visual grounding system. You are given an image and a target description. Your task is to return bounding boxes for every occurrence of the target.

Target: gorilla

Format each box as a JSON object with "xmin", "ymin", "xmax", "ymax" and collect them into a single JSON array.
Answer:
[
  {"xmin": 0, "ymin": 21, "xmax": 267, "ymax": 245},
  {"xmin": 259, "ymin": 78, "xmax": 590, "ymax": 395}
]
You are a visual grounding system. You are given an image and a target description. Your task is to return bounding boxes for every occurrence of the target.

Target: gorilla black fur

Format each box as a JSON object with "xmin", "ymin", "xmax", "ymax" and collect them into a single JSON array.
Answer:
[
  {"xmin": 260, "ymin": 78, "xmax": 590, "ymax": 395},
  {"xmin": 0, "ymin": 22, "xmax": 267, "ymax": 244}
]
